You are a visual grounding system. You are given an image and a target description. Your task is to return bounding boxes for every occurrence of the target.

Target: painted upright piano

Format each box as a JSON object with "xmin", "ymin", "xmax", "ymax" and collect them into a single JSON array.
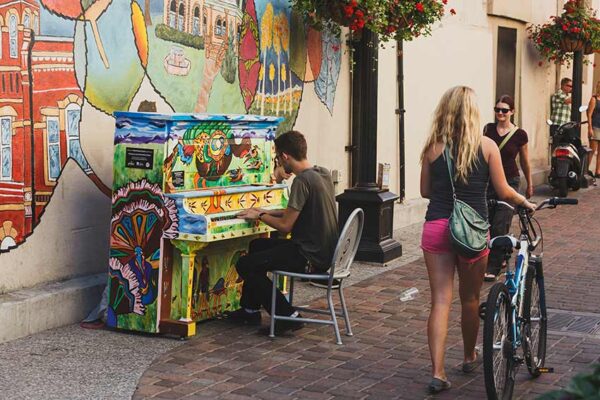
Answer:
[{"xmin": 107, "ymin": 113, "xmax": 286, "ymax": 337}]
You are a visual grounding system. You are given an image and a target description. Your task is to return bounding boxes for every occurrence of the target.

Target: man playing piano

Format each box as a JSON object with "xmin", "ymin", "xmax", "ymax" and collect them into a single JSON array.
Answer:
[{"xmin": 228, "ymin": 130, "xmax": 339, "ymax": 333}]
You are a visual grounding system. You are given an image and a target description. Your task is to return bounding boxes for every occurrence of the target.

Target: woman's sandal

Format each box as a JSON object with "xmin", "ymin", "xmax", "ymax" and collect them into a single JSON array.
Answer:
[
  {"xmin": 484, "ymin": 273, "xmax": 497, "ymax": 282},
  {"xmin": 462, "ymin": 348, "xmax": 482, "ymax": 373},
  {"xmin": 428, "ymin": 377, "xmax": 451, "ymax": 394}
]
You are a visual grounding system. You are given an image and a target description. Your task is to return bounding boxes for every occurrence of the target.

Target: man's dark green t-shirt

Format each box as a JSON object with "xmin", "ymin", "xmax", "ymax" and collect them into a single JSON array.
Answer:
[{"xmin": 287, "ymin": 166, "xmax": 338, "ymax": 270}]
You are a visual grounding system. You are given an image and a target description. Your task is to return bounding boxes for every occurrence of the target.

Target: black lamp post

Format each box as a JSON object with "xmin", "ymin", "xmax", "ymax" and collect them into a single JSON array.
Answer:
[
  {"xmin": 336, "ymin": 29, "xmax": 402, "ymax": 264},
  {"xmin": 571, "ymin": 49, "xmax": 583, "ymax": 123}
]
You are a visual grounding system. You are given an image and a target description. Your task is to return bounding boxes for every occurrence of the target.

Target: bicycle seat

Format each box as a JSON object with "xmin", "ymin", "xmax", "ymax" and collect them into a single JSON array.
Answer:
[{"xmin": 489, "ymin": 235, "xmax": 519, "ymax": 250}]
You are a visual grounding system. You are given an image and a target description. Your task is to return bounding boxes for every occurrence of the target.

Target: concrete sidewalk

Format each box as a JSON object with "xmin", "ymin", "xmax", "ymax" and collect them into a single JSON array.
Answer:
[{"xmin": 1, "ymin": 184, "xmax": 599, "ymax": 399}]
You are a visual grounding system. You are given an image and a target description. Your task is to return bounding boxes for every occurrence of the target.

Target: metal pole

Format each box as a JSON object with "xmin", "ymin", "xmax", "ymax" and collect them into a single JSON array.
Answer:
[
  {"xmin": 571, "ymin": 49, "xmax": 583, "ymax": 123},
  {"xmin": 396, "ymin": 40, "xmax": 405, "ymax": 201},
  {"xmin": 352, "ymin": 29, "xmax": 379, "ymax": 189}
]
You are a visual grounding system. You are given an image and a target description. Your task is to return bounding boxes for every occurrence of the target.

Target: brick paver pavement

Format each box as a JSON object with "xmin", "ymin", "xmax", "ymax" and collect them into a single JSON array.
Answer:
[{"xmin": 135, "ymin": 187, "xmax": 600, "ymax": 399}]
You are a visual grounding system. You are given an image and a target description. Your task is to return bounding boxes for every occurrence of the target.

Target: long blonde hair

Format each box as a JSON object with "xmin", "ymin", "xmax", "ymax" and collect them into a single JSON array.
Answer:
[{"xmin": 420, "ymin": 86, "xmax": 482, "ymax": 184}]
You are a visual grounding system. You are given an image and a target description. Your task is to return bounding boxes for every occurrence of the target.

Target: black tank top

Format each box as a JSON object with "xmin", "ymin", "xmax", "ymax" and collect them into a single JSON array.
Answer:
[{"xmin": 425, "ymin": 147, "xmax": 489, "ymax": 221}]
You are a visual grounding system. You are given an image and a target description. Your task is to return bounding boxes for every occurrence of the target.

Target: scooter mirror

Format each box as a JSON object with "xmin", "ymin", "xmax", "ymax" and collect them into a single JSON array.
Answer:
[
  {"xmin": 546, "ymin": 119, "xmax": 553, "ymax": 126},
  {"xmin": 579, "ymin": 105, "xmax": 589, "ymax": 112}
]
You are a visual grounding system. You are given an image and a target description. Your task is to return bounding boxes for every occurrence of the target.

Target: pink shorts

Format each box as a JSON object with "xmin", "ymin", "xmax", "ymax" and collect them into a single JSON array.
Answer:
[{"xmin": 421, "ymin": 218, "xmax": 490, "ymax": 263}]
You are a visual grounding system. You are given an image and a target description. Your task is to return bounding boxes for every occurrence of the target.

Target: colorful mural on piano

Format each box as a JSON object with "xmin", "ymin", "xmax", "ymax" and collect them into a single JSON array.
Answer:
[
  {"xmin": 0, "ymin": 0, "xmax": 341, "ymax": 261},
  {"xmin": 109, "ymin": 113, "xmax": 286, "ymax": 335}
]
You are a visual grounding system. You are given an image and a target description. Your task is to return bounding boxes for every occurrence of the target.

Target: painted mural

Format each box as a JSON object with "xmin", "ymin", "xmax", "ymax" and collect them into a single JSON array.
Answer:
[
  {"xmin": 108, "ymin": 113, "xmax": 287, "ymax": 336},
  {"xmin": 0, "ymin": 0, "xmax": 341, "ymax": 255}
]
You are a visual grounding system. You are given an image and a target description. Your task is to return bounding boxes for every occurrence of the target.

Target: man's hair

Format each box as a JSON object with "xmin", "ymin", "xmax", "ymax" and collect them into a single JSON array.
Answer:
[
  {"xmin": 561, "ymin": 77, "xmax": 572, "ymax": 87},
  {"xmin": 274, "ymin": 130, "xmax": 307, "ymax": 161}
]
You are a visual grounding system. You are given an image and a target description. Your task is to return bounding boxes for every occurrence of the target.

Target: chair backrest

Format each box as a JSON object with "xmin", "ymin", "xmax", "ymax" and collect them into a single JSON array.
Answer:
[{"xmin": 330, "ymin": 208, "xmax": 364, "ymax": 278}]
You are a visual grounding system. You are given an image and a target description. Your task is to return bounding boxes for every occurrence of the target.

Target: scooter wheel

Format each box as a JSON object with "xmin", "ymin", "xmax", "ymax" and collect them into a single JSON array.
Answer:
[{"xmin": 557, "ymin": 177, "xmax": 568, "ymax": 197}]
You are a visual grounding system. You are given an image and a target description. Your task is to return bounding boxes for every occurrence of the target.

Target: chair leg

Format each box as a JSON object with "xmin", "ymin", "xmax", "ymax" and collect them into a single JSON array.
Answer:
[
  {"xmin": 338, "ymin": 283, "xmax": 353, "ymax": 336},
  {"xmin": 327, "ymin": 289, "xmax": 342, "ymax": 345},
  {"xmin": 289, "ymin": 276, "xmax": 294, "ymax": 307},
  {"xmin": 269, "ymin": 272, "xmax": 278, "ymax": 338}
]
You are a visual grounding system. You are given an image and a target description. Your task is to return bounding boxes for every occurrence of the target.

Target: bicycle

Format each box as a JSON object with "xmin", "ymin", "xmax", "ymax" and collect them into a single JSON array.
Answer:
[{"xmin": 482, "ymin": 197, "xmax": 578, "ymax": 400}]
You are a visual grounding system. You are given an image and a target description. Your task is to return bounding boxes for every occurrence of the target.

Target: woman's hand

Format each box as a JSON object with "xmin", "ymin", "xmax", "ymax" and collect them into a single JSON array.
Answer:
[
  {"xmin": 526, "ymin": 185, "xmax": 533, "ymax": 199},
  {"xmin": 522, "ymin": 199, "xmax": 536, "ymax": 213}
]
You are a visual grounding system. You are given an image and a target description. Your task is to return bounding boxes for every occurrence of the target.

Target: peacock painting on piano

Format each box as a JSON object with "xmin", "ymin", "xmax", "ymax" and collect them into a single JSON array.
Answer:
[{"xmin": 107, "ymin": 113, "xmax": 286, "ymax": 336}]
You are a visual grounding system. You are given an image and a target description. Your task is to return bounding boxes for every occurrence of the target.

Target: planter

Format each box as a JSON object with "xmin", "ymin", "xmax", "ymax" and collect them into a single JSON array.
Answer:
[
  {"xmin": 560, "ymin": 37, "xmax": 584, "ymax": 52},
  {"xmin": 584, "ymin": 41, "xmax": 594, "ymax": 55}
]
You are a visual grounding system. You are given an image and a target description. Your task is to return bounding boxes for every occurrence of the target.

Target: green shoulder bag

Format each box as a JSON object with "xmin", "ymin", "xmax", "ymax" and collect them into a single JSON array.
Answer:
[{"xmin": 444, "ymin": 146, "xmax": 490, "ymax": 258}]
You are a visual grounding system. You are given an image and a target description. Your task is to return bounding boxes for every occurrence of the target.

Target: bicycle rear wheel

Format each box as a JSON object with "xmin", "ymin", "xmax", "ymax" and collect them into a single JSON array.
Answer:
[
  {"xmin": 523, "ymin": 259, "xmax": 548, "ymax": 377},
  {"xmin": 483, "ymin": 282, "xmax": 515, "ymax": 400}
]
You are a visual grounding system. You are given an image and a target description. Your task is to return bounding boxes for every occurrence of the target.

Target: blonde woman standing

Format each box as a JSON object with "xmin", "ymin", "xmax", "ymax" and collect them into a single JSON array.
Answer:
[{"xmin": 420, "ymin": 86, "xmax": 535, "ymax": 394}]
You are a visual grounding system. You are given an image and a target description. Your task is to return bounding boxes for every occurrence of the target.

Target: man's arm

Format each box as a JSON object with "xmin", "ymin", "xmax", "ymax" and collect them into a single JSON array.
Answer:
[{"xmin": 237, "ymin": 207, "xmax": 300, "ymax": 234}]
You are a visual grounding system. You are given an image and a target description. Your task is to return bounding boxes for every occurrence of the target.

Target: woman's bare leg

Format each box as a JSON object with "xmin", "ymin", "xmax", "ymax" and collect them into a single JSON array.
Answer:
[
  {"xmin": 424, "ymin": 251, "xmax": 457, "ymax": 380},
  {"xmin": 457, "ymin": 255, "xmax": 487, "ymax": 363},
  {"xmin": 592, "ymin": 140, "xmax": 600, "ymax": 175}
]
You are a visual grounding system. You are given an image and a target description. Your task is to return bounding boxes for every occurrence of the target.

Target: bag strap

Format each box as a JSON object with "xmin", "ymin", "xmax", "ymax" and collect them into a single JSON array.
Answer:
[
  {"xmin": 498, "ymin": 126, "xmax": 519, "ymax": 151},
  {"xmin": 443, "ymin": 146, "xmax": 457, "ymax": 200}
]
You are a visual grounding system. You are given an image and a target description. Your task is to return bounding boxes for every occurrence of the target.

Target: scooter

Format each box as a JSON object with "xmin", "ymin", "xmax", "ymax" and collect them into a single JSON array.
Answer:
[{"xmin": 547, "ymin": 105, "xmax": 592, "ymax": 197}]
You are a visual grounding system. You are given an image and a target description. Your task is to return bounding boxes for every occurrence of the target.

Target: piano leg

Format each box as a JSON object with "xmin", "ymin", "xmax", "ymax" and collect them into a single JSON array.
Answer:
[{"xmin": 160, "ymin": 240, "xmax": 208, "ymax": 338}]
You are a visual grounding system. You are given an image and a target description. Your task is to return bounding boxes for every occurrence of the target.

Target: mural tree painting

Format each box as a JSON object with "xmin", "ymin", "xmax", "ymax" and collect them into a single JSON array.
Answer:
[
  {"xmin": 277, "ymin": 13, "xmax": 290, "ymax": 114},
  {"xmin": 259, "ymin": 3, "xmax": 274, "ymax": 115},
  {"xmin": 144, "ymin": 0, "xmax": 152, "ymax": 26},
  {"xmin": 269, "ymin": 63, "xmax": 276, "ymax": 111},
  {"xmin": 274, "ymin": 11, "xmax": 289, "ymax": 115}
]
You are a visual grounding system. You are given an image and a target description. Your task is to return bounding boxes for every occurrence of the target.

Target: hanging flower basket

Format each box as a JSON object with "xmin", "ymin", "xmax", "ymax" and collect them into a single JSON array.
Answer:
[
  {"xmin": 291, "ymin": 0, "xmax": 454, "ymax": 43},
  {"xmin": 561, "ymin": 37, "xmax": 584, "ymax": 52},
  {"xmin": 528, "ymin": 0, "xmax": 600, "ymax": 65}
]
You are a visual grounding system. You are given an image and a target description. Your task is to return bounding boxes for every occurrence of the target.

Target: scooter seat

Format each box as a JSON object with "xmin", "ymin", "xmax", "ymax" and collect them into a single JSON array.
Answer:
[{"xmin": 488, "ymin": 235, "xmax": 519, "ymax": 250}]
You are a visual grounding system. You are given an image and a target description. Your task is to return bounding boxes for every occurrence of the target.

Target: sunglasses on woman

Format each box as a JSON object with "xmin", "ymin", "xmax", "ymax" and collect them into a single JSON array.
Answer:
[{"xmin": 494, "ymin": 107, "xmax": 511, "ymax": 114}]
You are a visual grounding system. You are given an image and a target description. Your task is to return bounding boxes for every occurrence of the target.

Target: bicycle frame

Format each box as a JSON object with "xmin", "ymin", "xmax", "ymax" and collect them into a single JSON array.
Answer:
[
  {"xmin": 505, "ymin": 241, "xmax": 528, "ymax": 349},
  {"xmin": 497, "ymin": 205, "xmax": 542, "ymax": 351}
]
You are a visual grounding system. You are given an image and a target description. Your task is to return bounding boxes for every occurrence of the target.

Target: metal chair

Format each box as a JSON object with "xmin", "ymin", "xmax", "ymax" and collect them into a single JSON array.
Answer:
[{"xmin": 269, "ymin": 208, "xmax": 364, "ymax": 345}]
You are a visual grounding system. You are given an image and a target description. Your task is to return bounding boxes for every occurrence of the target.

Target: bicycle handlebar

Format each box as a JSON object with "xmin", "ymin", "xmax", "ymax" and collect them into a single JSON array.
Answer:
[{"xmin": 488, "ymin": 197, "xmax": 578, "ymax": 211}]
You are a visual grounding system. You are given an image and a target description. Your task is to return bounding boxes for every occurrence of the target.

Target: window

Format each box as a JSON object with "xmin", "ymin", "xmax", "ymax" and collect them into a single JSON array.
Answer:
[
  {"xmin": 65, "ymin": 104, "xmax": 89, "ymax": 171},
  {"xmin": 34, "ymin": 15, "xmax": 39, "ymax": 34},
  {"xmin": 216, "ymin": 18, "xmax": 222, "ymax": 36},
  {"xmin": 169, "ymin": 0, "xmax": 177, "ymax": 29},
  {"xmin": 23, "ymin": 14, "xmax": 30, "ymax": 29},
  {"xmin": 0, "ymin": 117, "xmax": 12, "ymax": 180},
  {"xmin": 178, "ymin": 3, "xmax": 185, "ymax": 31},
  {"xmin": 193, "ymin": 7, "xmax": 200, "ymax": 36},
  {"xmin": 9, "ymin": 14, "xmax": 17, "ymax": 59},
  {"xmin": 46, "ymin": 117, "xmax": 60, "ymax": 180},
  {"xmin": 203, "ymin": 13, "xmax": 207, "ymax": 35}
]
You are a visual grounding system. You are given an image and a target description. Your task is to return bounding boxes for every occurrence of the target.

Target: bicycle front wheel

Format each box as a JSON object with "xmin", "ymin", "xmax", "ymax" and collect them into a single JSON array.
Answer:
[
  {"xmin": 483, "ymin": 282, "xmax": 515, "ymax": 400},
  {"xmin": 523, "ymin": 260, "xmax": 548, "ymax": 377}
]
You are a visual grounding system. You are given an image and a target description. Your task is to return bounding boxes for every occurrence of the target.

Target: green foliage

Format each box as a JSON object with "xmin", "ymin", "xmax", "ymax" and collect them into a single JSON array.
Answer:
[
  {"xmin": 290, "ymin": 0, "xmax": 453, "ymax": 42},
  {"xmin": 155, "ymin": 23, "xmax": 205, "ymax": 50},
  {"xmin": 537, "ymin": 364, "xmax": 600, "ymax": 400},
  {"xmin": 220, "ymin": 32, "xmax": 238, "ymax": 84}
]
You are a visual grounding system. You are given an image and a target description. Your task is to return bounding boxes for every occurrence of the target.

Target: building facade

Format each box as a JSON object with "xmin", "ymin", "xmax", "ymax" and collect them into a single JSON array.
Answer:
[{"xmin": 0, "ymin": 0, "xmax": 85, "ymax": 250}]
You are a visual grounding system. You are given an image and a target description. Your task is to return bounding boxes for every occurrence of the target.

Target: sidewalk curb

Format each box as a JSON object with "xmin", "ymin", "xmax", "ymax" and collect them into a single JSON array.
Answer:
[{"xmin": 0, "ymin": 274, "xmax": 105, "ymax": 343}]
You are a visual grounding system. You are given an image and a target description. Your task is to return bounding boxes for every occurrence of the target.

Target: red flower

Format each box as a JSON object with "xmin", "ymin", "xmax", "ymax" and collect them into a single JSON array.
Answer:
[
  {"xmin": 450, "ymin": 8, "xmax": 456, "ymax": 15},
  {"xmin": 416, "ymin": 2, "xmax": 424, "ymax": 12},
  {"xmin": 562, "ymin": 24, "xmax": 568, "ymax": 31},
  {"xmin": 442, "ymin": 0, "xmax": 448, "ymax": 4},
  {"xmin": 538, "ymin": 61, "xmax": 544, "ymax": 67},
  {"xmin": 344, "ymin": 5, "xmax": 354, "ymax": 17}
]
